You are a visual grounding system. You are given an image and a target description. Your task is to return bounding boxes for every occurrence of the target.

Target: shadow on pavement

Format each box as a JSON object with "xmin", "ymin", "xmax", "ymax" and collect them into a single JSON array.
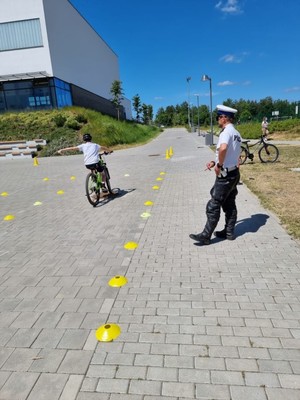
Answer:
[
  {"xmin": 235, "ymin": 213, "xmax": 270, "ymax": 236},
  {"xmin": 95, "ymin": 188, "xmax": 136, "ymax": 207}
]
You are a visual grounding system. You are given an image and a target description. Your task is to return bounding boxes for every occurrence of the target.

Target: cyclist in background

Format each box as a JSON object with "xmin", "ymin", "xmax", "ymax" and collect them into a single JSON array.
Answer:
[
  {"xmin": 57, "ymin": 133, "xmax": 112, "ymax": 192},
  {"xmin": 261, "ymin": 117, "xmax": 269, "ymax": 140}
]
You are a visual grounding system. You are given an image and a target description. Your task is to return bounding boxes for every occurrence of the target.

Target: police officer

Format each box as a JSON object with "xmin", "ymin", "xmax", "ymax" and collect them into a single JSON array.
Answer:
[{"xmin": 190, "ymin": 105, "xmax": 241, "ymax": 245}]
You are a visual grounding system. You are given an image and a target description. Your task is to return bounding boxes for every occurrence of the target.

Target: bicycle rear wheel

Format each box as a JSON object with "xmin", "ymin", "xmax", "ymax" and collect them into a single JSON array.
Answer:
[
  {"xmin": 258, "ymin": 144, "xmax": 279, "ymax": 163},
  {"xmin": 104, "ymin": 166, "xmax": 113, "ymax": 194},
  {"xmin": 239, "ymin": 146, "xmax": 248, "ymax": 165},
  {"xmin": 86, "ymin": 172, "xmax": 100, "ymax": 206}
]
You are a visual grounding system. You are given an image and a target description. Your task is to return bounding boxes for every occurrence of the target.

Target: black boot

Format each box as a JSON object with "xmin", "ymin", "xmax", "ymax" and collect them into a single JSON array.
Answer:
[
  {"xmin": 189, "ymin": 233, "xmax": 210, "ymax": 245},
  {"xmin": 214, "ymin": 228, "xmax": 235, "ymax": 240},
  {"xmin": 214, "ymin": 209, "xmax": 237, "ymax": 240}
]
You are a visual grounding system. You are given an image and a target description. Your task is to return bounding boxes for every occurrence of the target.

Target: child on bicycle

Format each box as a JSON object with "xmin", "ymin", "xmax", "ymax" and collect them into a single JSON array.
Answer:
[{"xmin": 57, "ymin": 133, "xmax": 112, "ymax": 192}]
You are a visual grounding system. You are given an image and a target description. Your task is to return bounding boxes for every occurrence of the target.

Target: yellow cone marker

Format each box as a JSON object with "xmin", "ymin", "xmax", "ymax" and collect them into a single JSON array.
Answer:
[
  {"xmin": 70, "ymin": 176, "xmax": 76, "ymax": 180},
  {"xmin": 144, "ymin": 201, "xmax": 154, "ymax": 206},
  {"xmin": 152, "ymin": 185, "xmax": 160, "ymax": 190},
  {"xmin": 33, "ymin": 157, "xmax": 39, "ymax": 166},
  {"xmin": 43, "ymin": 177, "xmax": 49, "ymax": 181},
  {"xmin": 141, "ymin": 212, "xmax": 151, "ymax": 219},
  {"xmin": 4, "ymin": 215, "xmax": 15, "ymax": 221},
  {"xmin": 124, "ymin": 241, "xmax": 138, "ymax": 250},
  {"xmin": 95, "ymin": 323, "xmax": 121, "ymax": 342},
  {"xmin": 165, "ymin": 149, "xmax": 170, "ymax": 159},
  {"xmin": 169, "ymin": 146, "xmax": 173, "ymax": 156},
  {"xmin": 57, "ymin": 190, "xmax": 64, "ymax": 195},
  {"xmin": 1, "ymin": 192, "xmax": 8, "ymax": 197},
  {"xmin": 109, "ymin": 275, "xmax": 128, "ymax": 287}
]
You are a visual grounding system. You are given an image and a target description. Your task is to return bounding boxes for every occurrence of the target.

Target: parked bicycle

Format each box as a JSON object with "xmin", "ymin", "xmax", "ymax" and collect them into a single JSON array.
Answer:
[
  {"xmin": 239, "ymin": 135, "xmax": 279, "ymax": 165},
  {"xmin": 86, "ymin": 152, "xmax": 113, "ymax": 206}
]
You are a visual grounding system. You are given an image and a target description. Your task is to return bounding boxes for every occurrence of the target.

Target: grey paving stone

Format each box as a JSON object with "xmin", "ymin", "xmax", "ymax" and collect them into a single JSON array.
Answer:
[
  {"xmin": 26, "ymin": 372, "xmax": 69, "ymax": 400},
  {"xmin": 29, "ymin": 348, "xmax": 66, "ymax": 373},
  {"xmin": 60, "ymin": 374, "xmax": 84, "ymax": 400},
  {"xmin": 129, "ymin": 379, "xmax": 161, "ymax": 396},
  {"xmin": 6, "ymin": 328, "xmax": 41, "ymax": 348},
  {"xmin": 0, "ymin": 371, "xmax": 39, "ymax": 400},
  {"xmin": 96, "ymin": 378, "xmax": 129, "ymax": 394},
  {"xmin": 196, "ymin": 383, "xmax": 231, "ymax": 399},
  {"xmin": 2, "ymin": 348, "xmax": 39, "ymax": 371},
  {"xmin": 58, "ymin": 350, "xmax": 93, "ymax": 374},
  {"xmin": 0, "ymin": 371, "xmax": 11, "ymax": 391},
  {"xmin": 265, "ymin": 387, "xmax": 300, "ymax": 400}
]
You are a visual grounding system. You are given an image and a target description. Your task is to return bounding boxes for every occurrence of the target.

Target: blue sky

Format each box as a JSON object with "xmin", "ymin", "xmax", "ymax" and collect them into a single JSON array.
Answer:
[{"xmin": 71, "ymin": 0, "xmax": 300, "ymax": 116}]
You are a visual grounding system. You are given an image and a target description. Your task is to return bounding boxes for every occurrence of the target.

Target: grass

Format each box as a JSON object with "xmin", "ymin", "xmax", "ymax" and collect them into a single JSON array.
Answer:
[{"xmin": 239, "ymin": 145, "xmax": 300, "ymax": 240}]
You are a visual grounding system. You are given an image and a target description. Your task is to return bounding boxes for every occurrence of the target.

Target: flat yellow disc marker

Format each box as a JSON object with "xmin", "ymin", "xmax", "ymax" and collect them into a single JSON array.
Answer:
[
  {"xmin": 95, "ymin": 323, "xmax": 121, "ymax": 342},
  {"xmin": 152, "ymin": 186, "xmax": 160, "ymax": 190},
  {"xmin": 124, "ymin": 241, "xmax": 138, "ymax": 250},
  {"xmin": 33, "ymin": 201, "xmax": 42, "ymax": 206},
  {"xmin": 70, "ymin": 176, "xmax": 76, "ymax": 180},
  {"xmin": 4, "ymin": 215, "xmax": 15, "ymax": 221},
  {"xmin": 160, "ymin": 172, "xmax": 166, "ymax": 175},
  {"xmin": 108, "ymin": 275, "xmax": 128, "ymax": 287},
  {"xmin": 144, "ymin": 201, "xmax": 154, "ymax": 206},
  {"xmin": 140, "ymin": 212, "xmax": 151, "ymax": 219},
  {"xmin": 156, "ymin": 177, "xmax": 163, "ymax": 181},
  {"xmin": 57, "ymin": 190, "xmax": 64, "ymax": 195},
  {"xmin": 43, "ymin": 178, "xmax": 49, "ymax": 181},
  {"xmin": 1, "ymin": 192, "xmax": 8, "ymax": 196}
]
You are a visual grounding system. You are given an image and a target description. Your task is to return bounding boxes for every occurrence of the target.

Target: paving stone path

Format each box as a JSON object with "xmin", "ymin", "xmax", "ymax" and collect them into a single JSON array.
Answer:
[{"xmin": 0, "ymin": 128, "xmax": 300, "ymax": 400}]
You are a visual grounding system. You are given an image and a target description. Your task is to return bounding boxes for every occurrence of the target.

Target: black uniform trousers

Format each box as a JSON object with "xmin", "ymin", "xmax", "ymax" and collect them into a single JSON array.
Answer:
[{"xmin": 202, "ymin": 168, "xmax": 240, "ymax": 238}]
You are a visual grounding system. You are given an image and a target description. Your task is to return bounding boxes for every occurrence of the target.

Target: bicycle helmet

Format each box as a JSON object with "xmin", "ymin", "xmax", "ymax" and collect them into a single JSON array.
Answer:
[{"xmin": 83, "ymin": 133, "xmax": 92, "ymax": 142}]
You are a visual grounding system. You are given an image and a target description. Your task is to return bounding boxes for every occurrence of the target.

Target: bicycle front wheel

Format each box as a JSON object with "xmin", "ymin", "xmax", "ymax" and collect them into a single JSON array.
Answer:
[
  {"xmin": 239, "ymin": 146, "xmax": 248, "ymax": 165},
  {"xmin": 258, "ymin": 144, "xmax": 279, "ymax": 163},
  {"xmin": 104, "ymin": 166, "xmax": 113, "ymax": 194},
  {"xmin": 86, "ymin": 172, "xmax": 100, "ymax": 206}
]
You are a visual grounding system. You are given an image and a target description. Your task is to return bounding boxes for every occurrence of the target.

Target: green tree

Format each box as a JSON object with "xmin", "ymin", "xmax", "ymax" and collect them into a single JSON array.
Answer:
[
  {"xmin": 132, "ymin": 94, "xmax": 142, "ymax": 122},
  {"xmin": 148, "ymin": 105, "xmax": 153, "ymax": 124},
  {"xmin": 110, "ymin": 80, "xmax": 124, "ymax": 121},
  {"xmin": 141, "ymin": 104, "xmax": 154, "ymax": 125}
]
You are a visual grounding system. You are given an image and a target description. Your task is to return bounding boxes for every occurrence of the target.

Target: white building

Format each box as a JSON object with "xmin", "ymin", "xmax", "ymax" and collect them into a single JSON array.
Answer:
[{"xmin": 0, "ymin": 0, "xmax": 131, "ymax": 119}]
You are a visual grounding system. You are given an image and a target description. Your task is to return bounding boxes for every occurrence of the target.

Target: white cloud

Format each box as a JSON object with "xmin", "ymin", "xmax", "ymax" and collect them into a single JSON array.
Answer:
[
  {"xmin": 218, "ymin": 80, "xmax": 236, "ymax": 86},
  {"xmin": 215, "ymin": 0, "xmax": 243, "ymax": 15},
  {"xmin": 220, "ymin": 54, "xmax": 242, "ymax": 63},
  {"xmin": 154, "ymin": 96, "xmax": 164, "ymax": 101},
  {"xmin": 285, "ymin": 86, "xmax": 300, "ymax": 93}
]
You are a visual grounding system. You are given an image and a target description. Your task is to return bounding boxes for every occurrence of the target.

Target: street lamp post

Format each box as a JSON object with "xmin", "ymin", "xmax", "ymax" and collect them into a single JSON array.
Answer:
[
  {"xmin": 201, "ymin": 74, "xmax": 213, "ymax": 145},
  {"xmin": 194, "ymin": 94, "xmax": 200, "ymax": 135},
  {"xmin": 186, "ymin": 77, "xmax": 191, "ymax": 128}
]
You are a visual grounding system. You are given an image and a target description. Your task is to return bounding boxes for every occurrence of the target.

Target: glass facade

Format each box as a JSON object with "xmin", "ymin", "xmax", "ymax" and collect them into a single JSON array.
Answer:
[
  {"xmin": 0, "ymin": 19, "xmax": 43, "ymax": 52},
  {"xmin": 0, "ymin": 77, "xmax": 73, "ymax": 112}
]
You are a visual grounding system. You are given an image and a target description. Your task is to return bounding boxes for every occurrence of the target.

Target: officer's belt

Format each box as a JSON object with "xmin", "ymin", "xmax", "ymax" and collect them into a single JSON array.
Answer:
[{"xmin": 226, "ymin": 166, "xmax": 238, "ymax": 172}]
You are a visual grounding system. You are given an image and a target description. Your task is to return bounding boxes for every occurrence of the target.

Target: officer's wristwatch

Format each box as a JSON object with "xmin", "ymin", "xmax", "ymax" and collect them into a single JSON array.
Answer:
[{"xmin": 216, "ymin": 162, "xmax": 223, "ymax": 168}]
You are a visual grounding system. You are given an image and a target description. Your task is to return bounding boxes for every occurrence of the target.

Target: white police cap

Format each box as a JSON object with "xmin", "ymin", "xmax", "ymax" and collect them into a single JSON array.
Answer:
[{"xmin": 216, "ymin": 105, "xmax": 238, "ymax": 117}]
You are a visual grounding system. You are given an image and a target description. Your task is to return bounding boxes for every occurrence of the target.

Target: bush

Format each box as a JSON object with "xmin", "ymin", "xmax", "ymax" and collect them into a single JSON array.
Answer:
[
  {"xmin": 52, "ymin": 114, "xmax": 67, "ymax": 127},
  {"xmin": 65, "ymin": 117, "xmax": 81, "ymax": 130}
]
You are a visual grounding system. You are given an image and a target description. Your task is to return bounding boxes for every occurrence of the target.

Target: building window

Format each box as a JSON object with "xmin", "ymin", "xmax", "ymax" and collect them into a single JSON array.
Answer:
[
  {"xmin": 52, "ymin": 78, "xmax": 73, "ymax": 108},
  {"xmin": 0, "ymin": 19, "xmax": 43, "ymax": 52}
]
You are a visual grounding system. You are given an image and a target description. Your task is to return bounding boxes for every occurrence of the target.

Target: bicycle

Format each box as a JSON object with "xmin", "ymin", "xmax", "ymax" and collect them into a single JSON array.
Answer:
[
  {"xmin": 239, "ymin": 135, "xmax": 279, "ymax": 165},
  {"xmin": 85, "ymin": 152, "xmax": 113, "ymax": 206}
]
